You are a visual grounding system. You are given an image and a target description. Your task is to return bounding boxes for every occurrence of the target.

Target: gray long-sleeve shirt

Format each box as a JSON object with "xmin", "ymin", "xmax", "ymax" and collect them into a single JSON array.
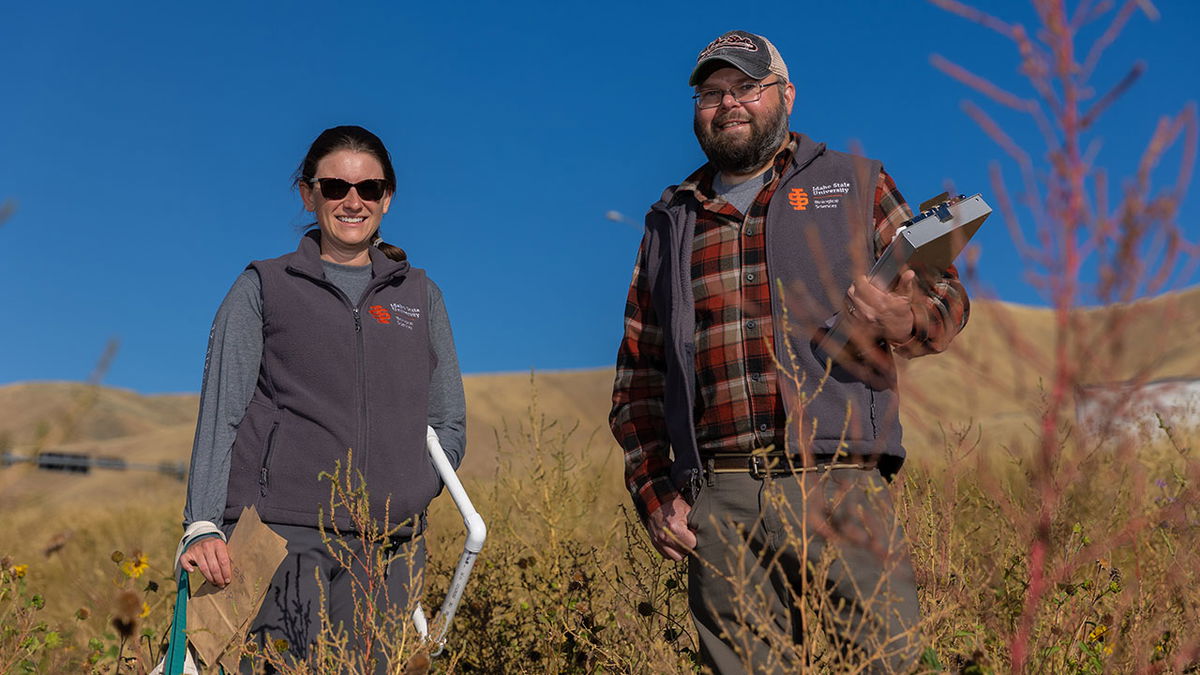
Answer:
[{"xmin": 183, "ymin": 262, "xmax": 466, "ymax": 527}]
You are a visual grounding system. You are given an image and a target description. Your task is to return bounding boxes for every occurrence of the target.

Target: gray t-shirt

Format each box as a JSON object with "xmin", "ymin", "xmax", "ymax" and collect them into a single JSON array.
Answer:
[
  {"xmin": 182, "ymin": 260, "xmax": 467, "ymax": 527},
  {"xmin": 712, "ymin": 169, "xmax": 774, "ymax": 217},
  {"xmin": 322, "ymin": 259, "xmax": 374, "ymax": 309}
]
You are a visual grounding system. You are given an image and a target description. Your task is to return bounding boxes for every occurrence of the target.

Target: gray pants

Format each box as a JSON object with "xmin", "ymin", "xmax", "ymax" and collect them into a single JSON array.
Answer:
[
  {"xmin": 687, "ymin": 469, "xmax": 921, "ymax": 674},
  {"xmin": 229, "ymin": 522, "xmax": 425, "ymax": 674}
]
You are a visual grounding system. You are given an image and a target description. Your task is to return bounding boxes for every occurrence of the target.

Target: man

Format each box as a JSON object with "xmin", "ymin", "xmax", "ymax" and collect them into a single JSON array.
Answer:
[{"xmin": 610, "ymin": 30, "xmax": 969, "ymax": 673}]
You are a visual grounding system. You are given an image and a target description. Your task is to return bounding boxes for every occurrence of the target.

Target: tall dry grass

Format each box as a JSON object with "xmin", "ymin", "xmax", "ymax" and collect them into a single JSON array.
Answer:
[{"xmin": 2, "ymin": 383, "xmax": 1198, "ymax": 672}]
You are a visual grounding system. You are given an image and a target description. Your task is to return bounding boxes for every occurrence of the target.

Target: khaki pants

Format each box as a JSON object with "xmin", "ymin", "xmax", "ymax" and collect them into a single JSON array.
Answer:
[{"xmin": 687, "ymin": 469, "xmax": 921, "ymax": 674}]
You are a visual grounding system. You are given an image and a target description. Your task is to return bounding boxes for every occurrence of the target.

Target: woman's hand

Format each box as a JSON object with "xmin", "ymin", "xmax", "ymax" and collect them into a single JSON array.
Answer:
[{"xmin": 181, "ymin": 537, "xmax": 232, "ymax": 587}]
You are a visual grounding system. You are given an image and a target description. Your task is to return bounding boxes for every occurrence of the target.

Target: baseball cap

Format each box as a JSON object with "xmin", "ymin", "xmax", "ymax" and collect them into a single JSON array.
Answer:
[{"xmin": 689, "ymin": 30, "xmax": 790, "ymax": 86}]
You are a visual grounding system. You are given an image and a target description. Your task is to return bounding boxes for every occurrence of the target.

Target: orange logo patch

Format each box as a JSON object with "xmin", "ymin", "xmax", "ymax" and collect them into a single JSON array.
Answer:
[
  {"xmin": 787, "ymin": 188, "xmax": 809, "ymax": 211},
  {"xmin": 367, "ymin": 305, "xmax": 392, "ymax": 324}
]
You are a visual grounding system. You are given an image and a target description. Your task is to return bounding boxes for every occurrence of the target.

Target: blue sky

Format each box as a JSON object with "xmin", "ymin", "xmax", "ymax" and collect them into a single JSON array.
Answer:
[{"xmin": 1, "ymin": 1, "xmax": 1196, "ymax": 393}]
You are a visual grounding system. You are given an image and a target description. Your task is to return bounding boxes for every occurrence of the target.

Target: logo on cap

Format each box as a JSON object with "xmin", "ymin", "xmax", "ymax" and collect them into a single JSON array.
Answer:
[{"xmin": 698, "ymin": 34, "xmax": 758, "ymax": 59}]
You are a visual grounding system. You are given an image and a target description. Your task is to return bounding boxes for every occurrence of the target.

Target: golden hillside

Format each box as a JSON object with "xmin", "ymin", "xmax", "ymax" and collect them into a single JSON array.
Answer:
[
  {"xmin": 897, "ymin": 287, "xmax": 1200, "ymax": 452},
  {"xmin": 1, "ymin": 287, "xmax": 1196, "ymax": 556}
]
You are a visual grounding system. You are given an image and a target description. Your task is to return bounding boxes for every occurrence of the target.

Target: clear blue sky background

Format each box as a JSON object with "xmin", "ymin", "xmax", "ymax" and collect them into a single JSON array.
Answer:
[{"xmin": 1, "ymin": 1, "xmax": 1196, "ymax": 393}]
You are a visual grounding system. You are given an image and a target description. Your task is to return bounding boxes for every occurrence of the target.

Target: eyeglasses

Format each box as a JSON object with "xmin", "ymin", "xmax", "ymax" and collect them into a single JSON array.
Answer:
[
  {"xmin": 693, "ymin": 81, "xmax": 783, "ymax": 109},
  {"xmin": 308, "ymin": 177, "xmax": 390, "ymax": 201}
]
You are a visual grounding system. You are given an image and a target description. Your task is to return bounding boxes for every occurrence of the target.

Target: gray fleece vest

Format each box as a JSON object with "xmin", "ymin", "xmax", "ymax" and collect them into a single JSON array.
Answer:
[
  {"xmin": 224, "ymin": 231, "xmax": 438, "ymax": 532},
  {"xmin": 645, "ymin": 134, "xmax": 903, "ymax": 497}
]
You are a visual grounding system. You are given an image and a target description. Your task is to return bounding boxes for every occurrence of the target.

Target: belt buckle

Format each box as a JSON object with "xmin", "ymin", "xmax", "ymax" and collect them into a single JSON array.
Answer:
[{"xmin": 749, "ymin": 455, "xmax": 768, "ymax": 479}]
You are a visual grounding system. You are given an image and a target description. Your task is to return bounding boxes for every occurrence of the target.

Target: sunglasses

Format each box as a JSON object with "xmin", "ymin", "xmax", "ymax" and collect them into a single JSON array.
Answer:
[{"xmin": 308, "ymin": 177, "xmax": 390, "ymax": 201}]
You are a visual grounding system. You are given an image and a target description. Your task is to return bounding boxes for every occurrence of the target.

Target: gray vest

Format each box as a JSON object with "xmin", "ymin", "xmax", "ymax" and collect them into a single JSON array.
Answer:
[
  {"xmin": 225, "ymin": 231, "xmax": 438, "ymax": 533},
  {"xmin": 644, "ymin": 134, "xmax": 903, "ymax": 497}
]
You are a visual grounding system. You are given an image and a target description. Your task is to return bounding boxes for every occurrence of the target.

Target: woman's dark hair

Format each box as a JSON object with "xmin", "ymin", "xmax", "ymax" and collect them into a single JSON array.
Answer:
[{"xmin": 295, "ymin": 125, "xmax": 406, "ymax": 262}]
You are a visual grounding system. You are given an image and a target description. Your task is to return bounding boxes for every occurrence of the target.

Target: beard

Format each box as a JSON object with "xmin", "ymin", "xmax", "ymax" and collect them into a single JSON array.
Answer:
[{"xmin": 693, "ymin": 100, "xmax": 790, "ymax": 175}]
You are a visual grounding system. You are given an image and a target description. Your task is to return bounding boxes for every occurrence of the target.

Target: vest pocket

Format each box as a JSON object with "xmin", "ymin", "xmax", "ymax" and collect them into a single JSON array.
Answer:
[{"xmin": 258, "ymin": 421, "xmax": 280, "ymax": 497}]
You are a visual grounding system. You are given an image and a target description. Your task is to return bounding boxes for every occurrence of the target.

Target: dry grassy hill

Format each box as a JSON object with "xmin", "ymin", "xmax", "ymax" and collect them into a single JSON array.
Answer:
[
  {"xmin": 0, "ymin": 382, "xmax": 196, "ymax": 447},
  {"xmin": 897, "ymin": 287, "xmax": 1200, "ymax": 453},
  {"xmin": 1, "ymin": 287, "xmax": 1197, "ymax": 559}
]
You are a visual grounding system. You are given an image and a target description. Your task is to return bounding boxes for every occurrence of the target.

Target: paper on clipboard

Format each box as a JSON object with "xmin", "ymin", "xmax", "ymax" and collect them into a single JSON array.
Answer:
[
  {"xmin": 186, "ymin": 506, "xmax": 288, "ymax": 672},
  {"xmin": 813, "ymin": 193, "xmax": 991, "ymax": 363}
]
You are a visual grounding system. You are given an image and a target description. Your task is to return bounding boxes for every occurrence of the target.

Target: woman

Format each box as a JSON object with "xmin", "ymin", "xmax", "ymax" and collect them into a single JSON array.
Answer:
[{"xmin": 177, "ymin": 125, "xmax": 466, "ymax": 669}]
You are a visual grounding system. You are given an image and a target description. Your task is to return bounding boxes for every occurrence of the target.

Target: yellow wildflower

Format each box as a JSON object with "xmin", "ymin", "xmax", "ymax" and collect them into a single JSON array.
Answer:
[
  {"xmin": 120, "ymin": 552, "xmax": 149, "ymax": 579},
  {"xmin": 1087, "ymin": 624, "xmax": 1108, "ymax": 642},
  {"xmin": 11, "ymin": 564, "xmax": 29, "ymax": 579},
  {"xmin": 139, "ymin": 601, "xmax": 151, "ymax": 618}
]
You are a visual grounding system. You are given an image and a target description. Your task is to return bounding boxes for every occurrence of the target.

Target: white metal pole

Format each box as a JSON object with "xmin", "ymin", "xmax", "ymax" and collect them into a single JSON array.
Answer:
[{"xmin": 416, "ymin": 426, "xmax": 487, "ymax": 656}]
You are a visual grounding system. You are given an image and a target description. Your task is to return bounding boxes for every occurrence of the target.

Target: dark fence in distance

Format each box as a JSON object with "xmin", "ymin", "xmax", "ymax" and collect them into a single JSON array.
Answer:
[{"xmin": 0, "ymin": 451, "xmax": 186, "ymax": 481}]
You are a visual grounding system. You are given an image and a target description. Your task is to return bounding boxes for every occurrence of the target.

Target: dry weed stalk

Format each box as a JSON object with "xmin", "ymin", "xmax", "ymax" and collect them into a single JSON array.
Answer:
[
  {"xmin": 665, "ymin": 303, "xmax": 928, "ymax": 673},
  {"xmin": 0, "ymin": 559, "xmax": 55, "ymax": 674},
  {"xmin": 242, "ymin": 451, "xmax": 431, "ymax": 674},
  {"xmin": 686, "ymin": 472, "xmax": 923, "ymax": 673},
  {"xmin": 425, "ymin": 374, "xmax": 697, "ymax": 673}
]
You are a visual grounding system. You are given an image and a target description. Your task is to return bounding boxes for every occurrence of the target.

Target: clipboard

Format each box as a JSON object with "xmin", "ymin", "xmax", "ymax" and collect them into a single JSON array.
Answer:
[{"xmin": 814, "ymin": 192, "xmax": 992, "ymax": 361}]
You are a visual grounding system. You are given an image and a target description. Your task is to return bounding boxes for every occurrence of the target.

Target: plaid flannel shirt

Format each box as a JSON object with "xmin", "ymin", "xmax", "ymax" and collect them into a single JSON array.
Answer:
[{"xmin": 611, "ymin": 135, "xmax": 970, "ymax": 521}]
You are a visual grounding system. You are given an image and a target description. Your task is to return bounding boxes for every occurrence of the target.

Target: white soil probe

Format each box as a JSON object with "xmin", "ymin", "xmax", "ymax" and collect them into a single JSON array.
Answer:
[{"xmin": 413, "ymin": 426, "xmax": 487, "ymax": 656}]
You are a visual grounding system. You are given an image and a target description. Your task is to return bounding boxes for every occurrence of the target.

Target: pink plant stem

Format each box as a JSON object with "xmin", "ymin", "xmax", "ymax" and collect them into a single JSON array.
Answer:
[
  {"xmin": 932, "ymin": 0, "xmax": 1198, "ymax": 668},
  {"xmin": 1011, "ymin": 1, "xmax": 1088, "ymax": 670}
]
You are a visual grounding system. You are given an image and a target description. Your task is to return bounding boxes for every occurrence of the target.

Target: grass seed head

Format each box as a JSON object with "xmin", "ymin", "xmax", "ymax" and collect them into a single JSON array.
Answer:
[{"xmin": 111, "ymin": 589, "xmax": 141, "ymax": 639}]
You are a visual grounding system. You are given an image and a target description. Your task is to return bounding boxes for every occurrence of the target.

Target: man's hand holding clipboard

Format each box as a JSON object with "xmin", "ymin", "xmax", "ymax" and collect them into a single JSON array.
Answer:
[
  {"xmin": 814, "ymin": 193, "xmax": 992, "ymax": 370},
  {"xmin": 844, "ymin": 269, "xmax": 922, "ymax": 341}
]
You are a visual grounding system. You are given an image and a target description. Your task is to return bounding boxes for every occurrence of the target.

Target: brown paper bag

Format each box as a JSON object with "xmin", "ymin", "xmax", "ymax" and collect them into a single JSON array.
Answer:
[{"xmin": 186, "ymin": 506, "xmax": 288, "ymax": 672}]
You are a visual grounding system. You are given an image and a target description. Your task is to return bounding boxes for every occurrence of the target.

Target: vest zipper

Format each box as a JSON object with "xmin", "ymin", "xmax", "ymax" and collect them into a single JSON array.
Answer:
[
  {"xmin": 259, "ymin": 421, "xmax": 279, "ymax": 497},
  {"xmin": 657, "ymin": 204, "xmax": 704, "ymax": 481},
  {"xmin": 869, "ymin": 391, "xmax": 878, "ymax": 439},
  {"xmin": 284, "ymin": 265, "xmax": 399, "ymax": 498},
  {"xmin": 354, "ymin": 305, "xmax": 368, "ymax": 479},
  {"xmin": 323, "ymin": 288, "xmax": 367, "ymax": 477}
]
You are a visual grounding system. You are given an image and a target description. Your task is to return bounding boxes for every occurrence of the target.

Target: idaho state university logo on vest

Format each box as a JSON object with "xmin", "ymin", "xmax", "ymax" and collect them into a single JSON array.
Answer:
[{"xmin": 367, "ymin": 303, "xmax": 423, "ymax": 330}]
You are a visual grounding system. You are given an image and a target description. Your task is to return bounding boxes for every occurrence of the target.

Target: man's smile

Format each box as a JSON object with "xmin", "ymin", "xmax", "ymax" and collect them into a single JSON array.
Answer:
[{"xmin": 713, "ymin": 115, "xmax": 752, "ymax": 133}]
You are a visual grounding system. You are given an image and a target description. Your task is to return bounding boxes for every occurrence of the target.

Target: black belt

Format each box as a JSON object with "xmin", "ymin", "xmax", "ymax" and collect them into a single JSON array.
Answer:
[{"xmin": 705, "ymin": 453, "xmax": 878, "ymax": 479}]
